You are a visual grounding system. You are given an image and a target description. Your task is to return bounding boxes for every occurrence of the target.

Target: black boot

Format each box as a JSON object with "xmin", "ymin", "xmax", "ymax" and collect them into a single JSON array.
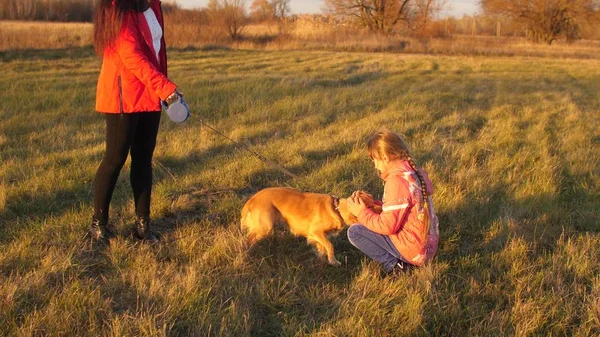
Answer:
[
  {"xmin": 89, "ymin": 217, "xmax": 116, "ymax": 243},
  {"xmin": 135, "ymin": 216, "xmax": 159, "ymax": 242},
  {"xmin": 388, "ymin": 261, "xmax": 415, "ymax": 277}
]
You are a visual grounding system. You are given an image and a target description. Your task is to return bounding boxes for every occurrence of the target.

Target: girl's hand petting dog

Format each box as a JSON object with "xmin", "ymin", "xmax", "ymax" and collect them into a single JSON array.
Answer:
[
  {"xmin": 347, "ymin": 191, "xmax": 368, "ymax": 216},
  {"xmin": 356, "ymin": 190, "xmax": 374, "ymax": 206},
  {"xmin": 347, "ymin": 190, "xmax": 382, "ymax": 216}
]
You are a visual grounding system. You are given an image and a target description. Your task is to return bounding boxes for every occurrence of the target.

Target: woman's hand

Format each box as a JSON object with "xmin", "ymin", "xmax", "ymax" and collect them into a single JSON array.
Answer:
[
  {"xmin": 165, "ymin": 89, "xmax": 182, "ymax": 106},
  {"xmin": 347, "ymin": 191, "xmax": 367, "ymax": 216}
]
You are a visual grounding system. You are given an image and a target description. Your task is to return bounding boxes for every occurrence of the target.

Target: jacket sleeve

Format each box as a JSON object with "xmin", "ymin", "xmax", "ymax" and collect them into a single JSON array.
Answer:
[
  {"xmin": 115, "ymin": 12, "xmax": 176, "ymax": 100},
  {"xmin": 357, "ymin": 176, "xmax": 412, "ymax": 235}
]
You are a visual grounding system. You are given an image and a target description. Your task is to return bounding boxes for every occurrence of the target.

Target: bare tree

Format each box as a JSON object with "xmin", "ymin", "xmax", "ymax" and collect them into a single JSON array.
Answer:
[
  {"xmin": 14, "ymin": 0, "xmax": 36, "ymax": 19},
  {"xmin": 208, "ymin": 0, "xmax": 248, "ymax": 39},
  {"xmin": 272, "ymin": 0, "xmax": 290, "ymax": 19},
  {"xmin": 407, "ymin": 0, "xmax": 446, "ymax": 36},
  {"xmin": 2, "ymin": 0, "xmax": 39, "ymax": 20},
  {"xmin": 250, "ymin": 0, "xmax": 274, "ymax": 22},
  {"xmin": 324, "ymin": 0, "xmax": 411, "ymax": 33},
  {"xmin": 481, "ymin": 0, "xmax": 600, "ymax": 44}
]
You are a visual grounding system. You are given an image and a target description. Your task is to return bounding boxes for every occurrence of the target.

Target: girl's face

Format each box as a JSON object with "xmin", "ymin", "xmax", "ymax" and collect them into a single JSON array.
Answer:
[{"xmin": 370, "ymin": 154, "xmax": 390, "ymax": 175}]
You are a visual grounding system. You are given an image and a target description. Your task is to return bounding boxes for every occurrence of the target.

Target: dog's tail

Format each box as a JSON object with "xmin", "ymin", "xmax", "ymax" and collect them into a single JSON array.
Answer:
[
  {"xmin": 240, "ymin": 195, "xmax": 275, "ymax": 245},
  {"xmin": 240, "ymin": 197, "xmax": 262, "ymax": 245},
  {"xmin": 240, "ymin": 199, "xmax": 252, "ymax": 232}
]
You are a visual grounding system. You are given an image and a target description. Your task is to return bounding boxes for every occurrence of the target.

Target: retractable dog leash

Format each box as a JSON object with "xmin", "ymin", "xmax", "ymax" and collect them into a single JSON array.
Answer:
[
  {"xmin": 162, "ymin": 96, "xmax": 298, "ymax": 180},
  {"xmin": 159, "ymin": 96, "xmax": 301, "ymax": 244},
  {"xmin": 162, "ymin": 92, "xmax": 191, "ymax": 123}
]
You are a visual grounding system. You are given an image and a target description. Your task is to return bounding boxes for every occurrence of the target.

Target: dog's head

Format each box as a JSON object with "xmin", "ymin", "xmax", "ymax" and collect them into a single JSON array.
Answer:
[
  {"xmin": 335, "ymin": 191, "xmax": 379, "ymax": 225},
  {"xmin": 336, "ymin": 198, "xmax": 358, "ymax": 225}
]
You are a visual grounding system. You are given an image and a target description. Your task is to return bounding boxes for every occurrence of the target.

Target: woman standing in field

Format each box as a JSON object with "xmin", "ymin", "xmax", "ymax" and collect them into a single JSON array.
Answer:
[
  {"xmin": 347, "ymin": 129, "xmax": 439, "ymax": 273},
  {"xmin": 91, "ymin": 0, "xmax": 180, "ymax": 243}
]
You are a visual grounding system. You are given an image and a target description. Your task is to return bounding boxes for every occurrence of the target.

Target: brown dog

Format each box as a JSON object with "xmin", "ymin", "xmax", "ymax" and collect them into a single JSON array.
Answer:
[{"xmin": 240, "ymin": 187, "xmax": 377, "ymax": 266}]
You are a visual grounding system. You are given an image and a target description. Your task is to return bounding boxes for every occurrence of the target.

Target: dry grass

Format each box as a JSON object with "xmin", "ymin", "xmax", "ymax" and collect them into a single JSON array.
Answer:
[
  {"xmin": 3, "ymin": 19, "xmax": 600, "ymax": 60},
  {"xmin": 0, "ymin": 20, "xmax": 92, "ymax": 50},
  {"xmin": 424, "ymin": 34, "xmax": 600, "ymax": 58},
  {"xmin": 0, "ymin": 48, "xmax": 599, "ymax": 336}
]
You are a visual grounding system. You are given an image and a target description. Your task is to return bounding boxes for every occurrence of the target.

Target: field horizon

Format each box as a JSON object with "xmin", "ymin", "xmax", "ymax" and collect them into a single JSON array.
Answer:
[
  {"xmin": 3, "ymin": 20, "xmax": 600, "ymax": 60},
  {"xmin": 0, "ymin": 47, "xmax": 599, "ymax": 336}
]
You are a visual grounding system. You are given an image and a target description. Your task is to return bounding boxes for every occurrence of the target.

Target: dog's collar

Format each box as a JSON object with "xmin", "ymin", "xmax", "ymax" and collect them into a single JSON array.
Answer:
[
  {"xmin": 330, "ymin": 195, "xmax": 340, "ymax": 210},
  {"xmin": 330, "ymin": 195, "xmax": 347, "ymax": 225}
]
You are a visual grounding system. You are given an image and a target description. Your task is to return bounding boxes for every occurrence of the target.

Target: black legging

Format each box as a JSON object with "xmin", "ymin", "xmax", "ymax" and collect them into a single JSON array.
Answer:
[{"xmin": 93, "ymin": 111, "xmax": 161, "ymax": 223}]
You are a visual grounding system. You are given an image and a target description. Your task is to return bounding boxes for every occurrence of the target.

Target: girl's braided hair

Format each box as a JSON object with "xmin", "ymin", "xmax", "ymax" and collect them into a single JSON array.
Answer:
[{"xmin": 367, "ymin": 128, "xmax": 431, "ymax": 237}]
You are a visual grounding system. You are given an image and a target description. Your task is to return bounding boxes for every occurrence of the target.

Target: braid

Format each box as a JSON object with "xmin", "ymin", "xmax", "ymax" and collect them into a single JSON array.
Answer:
[
  {"xmin": 407, "ymin": 156, "xmax": 430, "ymax": 238},
  {"xmin": 406, "ymin": 157, "xmax": 428, "ymax": 199},
  {"xmin": 398, "ymin": 149, "xmax": 428, "ymax": 200}
]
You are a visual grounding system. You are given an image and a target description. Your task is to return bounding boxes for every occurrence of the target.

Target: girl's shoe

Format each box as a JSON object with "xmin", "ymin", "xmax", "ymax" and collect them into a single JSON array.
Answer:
[
  {"xmin": 135, "ymin": 216, "xmax": 159, "ymax": 242},
  {"xmin": 89, "ymin": 217, "xmax": 116, "ymax": 243},
  {"xmin": 389, "ymin": 261, "xmax": 415, "ymax": 276}
]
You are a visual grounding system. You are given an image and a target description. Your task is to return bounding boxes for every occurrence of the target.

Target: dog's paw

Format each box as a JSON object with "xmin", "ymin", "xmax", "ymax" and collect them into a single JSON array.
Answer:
[{"xmin": 328, "ymin": 258, "xmax": 342, "ymax": 267}]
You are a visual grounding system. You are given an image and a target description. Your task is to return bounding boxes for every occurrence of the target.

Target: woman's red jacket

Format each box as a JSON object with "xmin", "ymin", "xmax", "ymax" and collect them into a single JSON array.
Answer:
[{"xmin": 95, "ymin": 0, "xmax": 176, "ymax": 113}]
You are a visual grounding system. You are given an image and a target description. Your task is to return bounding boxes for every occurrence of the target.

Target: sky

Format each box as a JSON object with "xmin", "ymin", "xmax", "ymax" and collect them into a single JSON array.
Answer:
[{"xmin": 174, "ymin": 0, "xmax": 480, "ymax": 18}]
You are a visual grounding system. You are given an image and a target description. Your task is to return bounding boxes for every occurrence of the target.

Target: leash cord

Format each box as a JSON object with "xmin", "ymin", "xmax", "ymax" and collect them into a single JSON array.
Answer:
[
  {"xmin": 155, "ymin": 118, "xmax": 299, "ymax": 243},
  {"xmin": 198, "ymin": 119, "xmax": 299, "ymax": 179}
]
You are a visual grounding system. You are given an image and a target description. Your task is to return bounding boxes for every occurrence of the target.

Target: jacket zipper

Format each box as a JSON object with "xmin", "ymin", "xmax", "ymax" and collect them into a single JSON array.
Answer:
[
  {"xmin": 158, "ymin": 1, "xmax": 167, "ymax": 75},
  {"xmin": 117, "ymin": 75, "xmax": 124, "ymax": 116}
]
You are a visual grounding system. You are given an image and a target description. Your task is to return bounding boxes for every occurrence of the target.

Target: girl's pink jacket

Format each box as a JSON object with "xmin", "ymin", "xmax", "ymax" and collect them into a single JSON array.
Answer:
[
  {"xmin": 95, "ymin": 0, "xmax": 176, "ymax": 113},
  {"xmin": 357, "ymin": 160, "xmax": 440, "ymax": 266}
]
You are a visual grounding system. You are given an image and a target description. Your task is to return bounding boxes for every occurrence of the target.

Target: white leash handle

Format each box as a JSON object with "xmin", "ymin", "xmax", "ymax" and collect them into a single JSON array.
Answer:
[{"xmin": 161, "ymin": 93, "xmax": 191, "ymax": 123}]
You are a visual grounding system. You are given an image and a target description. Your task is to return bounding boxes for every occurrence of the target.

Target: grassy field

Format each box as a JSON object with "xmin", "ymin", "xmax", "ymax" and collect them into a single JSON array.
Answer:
[{"xmin": 0, "ymin": 48, "xmax": 599, "ymax": 336}]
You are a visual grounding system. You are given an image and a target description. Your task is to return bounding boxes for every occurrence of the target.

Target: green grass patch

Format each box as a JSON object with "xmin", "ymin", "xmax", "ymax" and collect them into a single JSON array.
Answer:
[{"xmin": 0, "ymin": 48, "xmax": 598, "ymax": 336}]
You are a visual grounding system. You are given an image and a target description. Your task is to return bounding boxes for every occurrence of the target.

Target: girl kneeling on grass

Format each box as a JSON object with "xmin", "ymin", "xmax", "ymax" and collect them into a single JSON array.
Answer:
[{"xmin": 347, "ymin": 129, "xmax": 439, "ymax": 273}]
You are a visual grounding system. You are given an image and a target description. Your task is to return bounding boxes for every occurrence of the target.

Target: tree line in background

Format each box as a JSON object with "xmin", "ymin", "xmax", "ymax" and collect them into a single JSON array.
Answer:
[
  {"xmin": 0, "ymin": 0, "xmax": 94, "ymax": 21},
  {"xmin": 1, "ymin": 0, "xmax": 599, "ymax": 43},
  {"xmin": 324, "ymin": 0, "xmax": 446, "ymax": 36},
  {"xmin": 206, "ymin": 0, "xmax": 292, "ymax": 38},
  {"xmin": 0, "ymin": 0, "xmax": 181, "ymax": 22},
  {"xmin": 481, "ymin": 0, "xmax": 600, "ymax": 44}
]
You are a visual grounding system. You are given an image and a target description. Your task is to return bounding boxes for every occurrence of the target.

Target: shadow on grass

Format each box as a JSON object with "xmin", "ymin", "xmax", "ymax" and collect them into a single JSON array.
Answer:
[
  {"xmin": 2, "ymin": 48, "xmax": 599, "ymax": 336},
  {"xmin": 235, "ymin": 167, "xmax": 596, "ymax": 336},
  {"xmin": 418, "ymin": 171, "xmax": 598, "ymax": 335},
  {"xmin": 0, "ymin": 46, "xmax": 96, "ymax": 62},
  {"xmin": 234, "ymin": 231, "xmax": 363, "ymax": 336},
  {"xmin": 1, "ymin": 147, "xmax": 596, "ymax": 336},
  {"xmin": 0, "ymin": 183, "xmax": 92, "ymax": 244}
]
